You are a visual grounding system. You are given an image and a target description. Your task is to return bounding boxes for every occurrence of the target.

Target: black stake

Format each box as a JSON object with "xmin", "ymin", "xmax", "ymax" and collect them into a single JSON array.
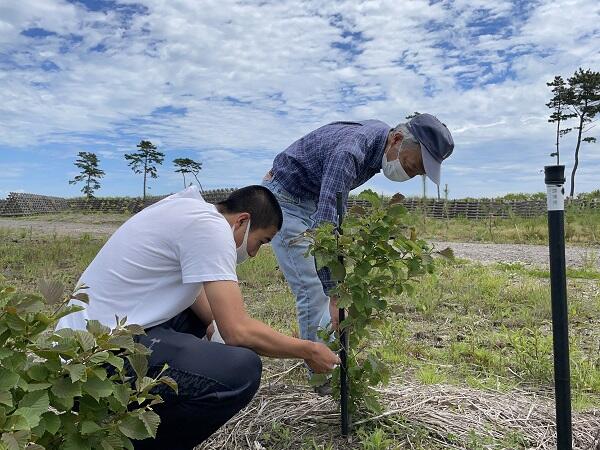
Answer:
[
  {"xmin": 336, "ymin": 192, "xmax": 349, "ymax": 436},
  {"xmin": 544, "ymin": 165, "xmax": 572, "ymax": 450}
]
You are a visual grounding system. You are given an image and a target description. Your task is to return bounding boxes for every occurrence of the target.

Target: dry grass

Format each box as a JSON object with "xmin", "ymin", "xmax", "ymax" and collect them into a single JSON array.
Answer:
[{"xmin": 202, "ymin": 376, "xmax": 600, "ymax": 449}]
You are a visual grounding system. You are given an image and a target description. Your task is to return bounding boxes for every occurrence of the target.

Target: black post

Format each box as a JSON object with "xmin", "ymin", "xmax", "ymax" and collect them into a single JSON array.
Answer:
[
  {"xmin": 336, "ymin": 192, "xmax": 349, "ymax": 436},
  {"xmin": 544, "ymin": 165, "xmax": 572, "ymax": 450}
]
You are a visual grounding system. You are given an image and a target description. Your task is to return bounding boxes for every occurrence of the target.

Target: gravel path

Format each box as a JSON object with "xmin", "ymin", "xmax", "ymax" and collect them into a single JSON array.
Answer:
[
  {"xmin": 431, "ymin": 240, "xmax": 599, "ymax": 270},
  {"xmin": 1, "ymin": 217, "xmax": 598, "ymax": 269}
]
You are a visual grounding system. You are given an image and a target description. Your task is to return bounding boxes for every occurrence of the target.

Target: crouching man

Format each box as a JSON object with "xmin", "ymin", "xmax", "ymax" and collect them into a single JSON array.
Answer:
[{"xmin": 56, "ymin": 185, "xmax": 339, "ymax": 450}]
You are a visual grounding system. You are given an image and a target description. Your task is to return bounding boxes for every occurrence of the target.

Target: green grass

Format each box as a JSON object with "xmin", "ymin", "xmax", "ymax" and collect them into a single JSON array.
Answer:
[
  {"xmin": 403, "ymin": 208, "xmax": 600, "ymax": 245},
  {"xmin": 1, "ymin": 226, "xmax": 600, "ymax": 448}
]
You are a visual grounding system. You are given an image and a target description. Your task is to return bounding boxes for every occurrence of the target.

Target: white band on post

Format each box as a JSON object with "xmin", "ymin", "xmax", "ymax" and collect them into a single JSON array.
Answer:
[{"xmin": 547, "ymin": 185, "xmax": 564, "ymax": 211}]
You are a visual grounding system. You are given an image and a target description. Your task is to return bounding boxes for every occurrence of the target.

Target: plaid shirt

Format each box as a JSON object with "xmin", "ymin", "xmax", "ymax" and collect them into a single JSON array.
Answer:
[{"xmin": 271, "ymin": 120, "xmax": 390, "ymax": 293}]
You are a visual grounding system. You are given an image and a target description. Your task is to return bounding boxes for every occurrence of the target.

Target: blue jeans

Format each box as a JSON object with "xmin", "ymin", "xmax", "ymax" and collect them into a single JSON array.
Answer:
[{"xmin": 262, "ymin": 177, "xmax": 331, "ymax": 343}]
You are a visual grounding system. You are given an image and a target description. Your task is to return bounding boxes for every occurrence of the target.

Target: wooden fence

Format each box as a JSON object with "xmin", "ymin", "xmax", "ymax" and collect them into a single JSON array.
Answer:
[{"xmin": 1, "ymin": 191, "xmax": 598, "ymax": 219}]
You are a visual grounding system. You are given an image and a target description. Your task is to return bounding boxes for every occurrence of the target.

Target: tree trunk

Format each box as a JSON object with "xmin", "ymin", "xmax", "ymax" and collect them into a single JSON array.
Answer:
[
  {"xmin": 86, "ymin": 174, "xmax": 91, "ymax": 198},
  {"xmin": 143, "ymin": 156, "xmax": 148, "ymax": 201},
  {"xmin": 183, "ymin": 173, "xmax": 186, "ymax": 188},
  {"xmin": 555, "ymin": 106, "xmax": 561, "ymax": 165},
  {"xmin": 569, "ymin": 114, "xmax": 585, "ymax": 197},
  {"xmin": 192, "ymin": 173, "xmax": 204, "ymax": 193}
]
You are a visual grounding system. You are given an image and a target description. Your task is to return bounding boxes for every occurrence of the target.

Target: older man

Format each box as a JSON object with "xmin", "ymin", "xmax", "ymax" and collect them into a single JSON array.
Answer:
[{"xmin": 262, "ymin": 113, "xmax": 454, "ymax": 351}]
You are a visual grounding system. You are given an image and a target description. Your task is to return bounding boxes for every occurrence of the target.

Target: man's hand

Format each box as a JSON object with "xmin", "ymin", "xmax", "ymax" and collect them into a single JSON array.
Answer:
[
  {"xmin": 305, "ymin": 342, "xmax": 340, "ymax": 374},
  {"xmin": 329, "ymin": 296, "xmax": 340, "ymax": 331}
]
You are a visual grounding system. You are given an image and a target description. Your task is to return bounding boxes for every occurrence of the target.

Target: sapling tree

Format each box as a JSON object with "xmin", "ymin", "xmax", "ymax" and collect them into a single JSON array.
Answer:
[
  {"xmin": 172, "ymin": 158, "xmax": 203, "ymax": 192},
  {"xmin": 69, "ymin": 152, "xmax": 105, "ymax": 198},
  {"xmin": 308, "ymin": 190, "xmax": 439, "ymax": 415},
  {"xmin": 124, "ymin": 141, "xmax": 165, "ymax": 201}
]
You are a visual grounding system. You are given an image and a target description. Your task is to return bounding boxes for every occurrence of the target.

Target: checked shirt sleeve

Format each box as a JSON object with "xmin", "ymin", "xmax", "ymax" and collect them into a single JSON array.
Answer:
[{"xmin": 314, "ymin": 151, "xmax": 357, "ymax": 295}]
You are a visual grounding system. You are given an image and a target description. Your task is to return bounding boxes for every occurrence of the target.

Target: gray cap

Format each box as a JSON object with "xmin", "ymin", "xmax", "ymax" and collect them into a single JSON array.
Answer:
[{"xmin": 406, "ymin": 113, "xmax": 454, "ymax": 185}]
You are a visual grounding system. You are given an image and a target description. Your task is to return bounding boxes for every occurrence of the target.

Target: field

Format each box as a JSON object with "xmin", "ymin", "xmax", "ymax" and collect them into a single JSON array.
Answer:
[{"xmin": 1, "ymin": 210, "xmax": 600, "ymax": 449}]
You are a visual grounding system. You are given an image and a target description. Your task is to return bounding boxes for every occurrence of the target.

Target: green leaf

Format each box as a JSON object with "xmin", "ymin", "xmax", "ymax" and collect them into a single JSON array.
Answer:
[
  {"xmin": 0, "ymin": 368, "xmax": 19, "ymax": 390},
  {"xmin": 41, "ymin": 412, "xmax": 60, "ymax": 435},
  {"xmin": 37, "ymin": 280, "xmax": 64, "ymax": 305},
  {"xmin": 112, "ymin": 383, "xmax": 131, "ymax": 407},
  {"xmin": 82, "ymin": 375, "xmax": 113, "ymax": 401},
  {"xmin": 127, "ymin": 354, "xmax": 148, "ymax": 379},
  {"xmin": 51, "ymin": 377, "xmax": 82, "ymax": 400},
  {"xmin": 107, "ymin": 335, "xmax": 134, "ymax": 352},
  {"xmin": 63, "ymin": 433, "xmax": 91, "ymax": 450},
  {"xmin": 65, "ymin": 364, "xmax": 87, "ymax": 383},
  {"xmin": 0, "ymin": 348, "xmax": 13, "ymax": 360},
  {"xmin": 106, "ymin": 354, "xmax": 124, "ymax": 372},
  {"xmin": 0, "ymin": 431, "xmax": 29, "ymax": 450},
  {"xmin": 18, "ymin": 390, "xmax": 49, "ymax": 419},
  {"xmin": 89, "ymin": 351, "xmax": 110, "ymax": 365},
  {"xmin": 118, "ymin": 414, "xmax": 152, "ymax": 440},
  {"xmin": 387, "ymin": 203, "xmax": 407, "ymax": 218},
  {"xmin": 357, "ymin": 189, "xmax": 381, "ymax": 208},
  {"xmin": 139, "ymin": 410, "xmax": 160, "ymax": 438},
  {"xmin": 124, "ymin": 324, "xmax": 145, "ymax": 335},
  {"xmin": 135, "ymin": 376, "xmax": 155, "ymax": 393},
  {"xmin": 26, "ymin": 365, "xmax": 48, "ymax": 382},
  {"xmin": 5, "ymin": 313, "xmax": 26, "ymax": 332},
  {"xmin": 86, "ymin": 320, "xmax": 110, "ymax": 337},
  {"xmin": 0, "ymin": 390, "xmax": 13, "ymax": 407},
  {"xmin": 75, "ymin": 330, "xmax": 96, "ymax": 352},
  {"xmin": 80, "ymin": 420, "xmax": 101, "ymax": 435},
  {"xmin": 24, "ymin": 383, "xmax": 51, "ymax": 392},
  {"xmin": 158, "ymin": 376, "xmax": 178, "ymax": 394},
  {"xmin": 327, "ymin": 260, "xmax": 346, "ymax": 281},
  {"xmin": 308, "ymin": 373, "xmax": 328, "ymax": 387}
]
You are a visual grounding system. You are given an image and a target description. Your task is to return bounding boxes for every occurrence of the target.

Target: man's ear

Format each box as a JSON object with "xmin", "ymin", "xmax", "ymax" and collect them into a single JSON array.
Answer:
[
  {"xmin": 237, "ymin": 212, "xmax": 250, "ymax": 226},
  {"xmin": 390, "ymin": 131, "xmax": 404, "ymax": 146}
]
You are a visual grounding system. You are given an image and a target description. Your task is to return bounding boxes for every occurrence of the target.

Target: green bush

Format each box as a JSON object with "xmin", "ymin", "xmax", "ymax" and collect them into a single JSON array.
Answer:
[
  {"xmin": 308, "ymin": 190, "xmax": 438, "ymax": 415},
  {"xmin": 0, "ymin": 280, "xmax": 176, "ymax": 450}
]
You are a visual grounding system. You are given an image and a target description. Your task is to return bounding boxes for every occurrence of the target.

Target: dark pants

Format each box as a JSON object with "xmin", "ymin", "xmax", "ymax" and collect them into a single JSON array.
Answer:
[{"xmin": 133, "ymin": 309, "xmax": 262, "ymax": 450}]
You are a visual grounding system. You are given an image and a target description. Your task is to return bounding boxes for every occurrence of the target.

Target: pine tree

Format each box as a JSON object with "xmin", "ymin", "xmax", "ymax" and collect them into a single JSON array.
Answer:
[
  {"xmin": 565, "ymin": 68, "xmax": 600, "ymax": 197},
  {"xmin": 173, "ymin": 158, "xmax": 203, "ymax": 192},
  {"xmin": 69, "ymin": 152, "xmax": 105, "ymax": 198},
  {"xmin": 546, "ymin": 76, "xmax": 576, "ymax": 164},
  {"xmin": 124, "ymin": 140, "xmax": 165, "ymax": 201}
]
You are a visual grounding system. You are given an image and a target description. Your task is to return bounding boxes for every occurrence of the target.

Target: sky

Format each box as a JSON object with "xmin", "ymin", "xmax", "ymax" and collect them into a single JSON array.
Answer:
[{"xmin": 0, "ymin": 0, "xmax": 599, "ymax": 200}]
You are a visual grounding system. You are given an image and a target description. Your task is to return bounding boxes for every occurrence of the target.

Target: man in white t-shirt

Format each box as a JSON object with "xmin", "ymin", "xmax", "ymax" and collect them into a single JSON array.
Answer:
[{"xmin": 57, "ymin": 185, "xmax": 339, "ymax": 450}]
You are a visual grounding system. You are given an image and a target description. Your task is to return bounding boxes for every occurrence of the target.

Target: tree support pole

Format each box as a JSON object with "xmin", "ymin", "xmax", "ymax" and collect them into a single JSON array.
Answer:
[
  {"xmin": 336, "ymin": 192, "xmax": 349, "ymax": 436},
  {"xmin": 544, "ymin": 165, "xmax": 572, "ymax": 450}
]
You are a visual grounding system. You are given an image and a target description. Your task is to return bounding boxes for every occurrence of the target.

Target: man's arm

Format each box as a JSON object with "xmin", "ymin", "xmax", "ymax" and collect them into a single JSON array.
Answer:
[
  {"xmin": 203, "ymin": 280, "xmax": 340, "ymax": 373},
  {"xmin": 190, "ymin": 288, "xmax": 213, "ymax": 327}
]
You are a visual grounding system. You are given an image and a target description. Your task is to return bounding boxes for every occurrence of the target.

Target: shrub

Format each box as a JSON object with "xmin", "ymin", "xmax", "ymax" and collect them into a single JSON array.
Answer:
[{"xmin": 0, "ymin": 279, "xmax": 176, "ymax": 450}]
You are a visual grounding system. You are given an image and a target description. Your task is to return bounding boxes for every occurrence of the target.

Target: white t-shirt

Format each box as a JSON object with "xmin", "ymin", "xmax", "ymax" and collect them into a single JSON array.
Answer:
[{"xmin": 56, "ymin": 186, "xmax": 237, "ymax": 331}]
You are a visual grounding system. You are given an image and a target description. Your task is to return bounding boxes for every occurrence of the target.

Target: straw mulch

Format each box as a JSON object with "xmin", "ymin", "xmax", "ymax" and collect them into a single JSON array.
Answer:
[{"xmin": 201, "ymin": 378, "xmax": 600, "ymax": 449}]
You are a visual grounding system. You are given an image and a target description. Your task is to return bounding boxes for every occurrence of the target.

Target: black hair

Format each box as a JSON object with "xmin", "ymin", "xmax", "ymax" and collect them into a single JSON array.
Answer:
[{"xmin": 217, "ymin": 185, "xmax": 283, "ymax": 231}]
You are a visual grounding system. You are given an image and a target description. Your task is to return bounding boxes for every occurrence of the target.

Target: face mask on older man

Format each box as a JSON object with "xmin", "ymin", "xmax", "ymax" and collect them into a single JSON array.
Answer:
[{"xmin": 382, "ymin": 143, "xmax": 411, "ymax": 182}]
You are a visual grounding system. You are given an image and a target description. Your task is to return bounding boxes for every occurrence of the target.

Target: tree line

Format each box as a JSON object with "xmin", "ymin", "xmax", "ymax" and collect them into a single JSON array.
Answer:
[{"xmin": 69, "ymin": 140, "xmax": 203, "ymax": 200}]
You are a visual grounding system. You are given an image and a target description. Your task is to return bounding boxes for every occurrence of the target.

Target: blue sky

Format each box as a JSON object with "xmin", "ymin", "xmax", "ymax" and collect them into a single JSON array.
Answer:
[{"xmin": 0, "ymin": 0, "xmax": 599, "ymax": 199}]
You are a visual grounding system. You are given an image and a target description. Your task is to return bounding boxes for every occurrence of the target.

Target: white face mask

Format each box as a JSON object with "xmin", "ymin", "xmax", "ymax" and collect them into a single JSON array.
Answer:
[
  {"xmin": 232, "ymin": 219, "xmax": 251, "ymax": 264},
  {"xmin": 382, "ymin": 149, "xmax": 411, "ymax": 182}
]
